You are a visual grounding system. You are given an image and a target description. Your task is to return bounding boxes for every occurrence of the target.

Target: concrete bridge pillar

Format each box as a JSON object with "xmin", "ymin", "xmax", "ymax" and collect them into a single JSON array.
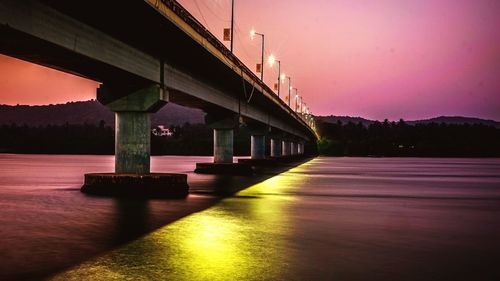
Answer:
[
  {"xmin": 282, "ymin": 141, "xmax": 291, "ymax": 156},
  {"xmin": 207, "ymin": 115, "xmax": 238, "ymax": 164},
  {"xmin": 103, "ymin": 84, "xmax": 167, "ymax": 173},
  {"xmin": 298, "ymin": 143, "xmax": 304, "ymax": 155},
  {"xmin": 214, "ymin": 128, "xmax": 234, "ymax": 164},
  {"xmin": 251, "ymin": 135, "xmax": 266, "ymax": 160},
  {"xmin": 196, "ymin": 114, "xmax": 252, "ymax": 175},
  {"xmin": 270, "ymin": 138, "xmax": 282, "ymax": 157},
  {"xmin": 115, "ymin": 112, "xmax": 151, "ymax": 173},
  {"xmin": 291, "ymin": 142, "xmax": 297, "ymax": 156},
  {"xmin": 82, "ymin": 84, "xmax": 189, "ymax": 198}
]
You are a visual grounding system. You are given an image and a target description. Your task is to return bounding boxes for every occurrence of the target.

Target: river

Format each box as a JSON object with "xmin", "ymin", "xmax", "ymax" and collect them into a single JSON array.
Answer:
[{"xmin": 1, "ymin": 155, "xmax": 499, "ymax": 280}]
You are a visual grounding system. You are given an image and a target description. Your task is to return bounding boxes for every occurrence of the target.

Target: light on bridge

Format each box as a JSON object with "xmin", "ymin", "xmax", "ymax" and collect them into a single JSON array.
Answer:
[{"xmin": 268, "ymin": 54, "xmax": 276, "ymax": 67}]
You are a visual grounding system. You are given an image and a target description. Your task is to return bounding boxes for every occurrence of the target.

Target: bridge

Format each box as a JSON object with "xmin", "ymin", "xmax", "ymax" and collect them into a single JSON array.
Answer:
[{"xmin": 0, "ymin": 0, "xmax": 318, "ymax": 196}]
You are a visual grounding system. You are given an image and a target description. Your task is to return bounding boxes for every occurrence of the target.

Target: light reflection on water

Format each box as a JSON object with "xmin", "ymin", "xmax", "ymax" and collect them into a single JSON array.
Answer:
[{"xmin": 52, "ymin": 167, "xmax": 307, "ymax": 281}]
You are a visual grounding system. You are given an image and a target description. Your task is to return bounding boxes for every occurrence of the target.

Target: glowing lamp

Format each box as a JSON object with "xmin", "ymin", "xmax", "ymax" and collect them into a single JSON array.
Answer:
[{"xmin": 268, "ymin": 54, "xmax": 275, "ymax": 67}]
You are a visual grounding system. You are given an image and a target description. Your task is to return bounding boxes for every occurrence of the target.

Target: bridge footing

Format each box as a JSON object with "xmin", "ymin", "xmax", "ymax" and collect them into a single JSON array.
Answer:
[
  {"xmin": 194, "ymin": 163, "xmax": 253, "ymax": 175},
  {"xmin": 81, "ymin": 173, "xmax": 189, "ymax": 198}
]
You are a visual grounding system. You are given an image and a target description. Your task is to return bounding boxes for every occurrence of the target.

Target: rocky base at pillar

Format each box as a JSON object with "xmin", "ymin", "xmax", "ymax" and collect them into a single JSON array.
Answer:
[{"xmin": 81, "ymin": 173, "xmax": 189, "ymax": 198}]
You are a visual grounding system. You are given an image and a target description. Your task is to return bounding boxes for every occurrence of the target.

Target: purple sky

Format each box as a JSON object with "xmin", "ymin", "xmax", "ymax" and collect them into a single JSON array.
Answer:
[{"xmin": 1, "ymin": 0, "xmax": 499, "ymax": 120}]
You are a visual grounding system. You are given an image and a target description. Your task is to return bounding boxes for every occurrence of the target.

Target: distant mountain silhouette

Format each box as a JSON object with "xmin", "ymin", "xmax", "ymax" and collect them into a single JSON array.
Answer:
[
  {"xmin": 406, "ymin": 116, "xmax": 500, "ymax": 128},
  {"xmin": 318, "ymin": 115, "xmax": 500, "ymax": 128},
  {"xmin": 0, "ymin": 100, "xmax": 205, "ymax": 127},
  {"xmin": 2, "ymin": 101, "xmax": 498, "ymax": 129},
  {"xmin": 318, "ymin": 116, "xmax": 375, "ymax": 127}
]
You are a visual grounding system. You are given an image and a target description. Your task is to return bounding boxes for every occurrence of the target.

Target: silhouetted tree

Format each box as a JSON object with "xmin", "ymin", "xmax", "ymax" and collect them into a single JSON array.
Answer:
[{"xmin": 316, "ymin": 119, "xmax": 500, "ymax": 157}]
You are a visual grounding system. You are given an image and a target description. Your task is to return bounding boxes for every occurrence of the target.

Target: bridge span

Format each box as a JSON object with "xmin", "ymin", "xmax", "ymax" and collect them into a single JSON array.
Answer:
[{"xmin": 0, "ymin": 0, "xmax": 318, "ymax": 195}]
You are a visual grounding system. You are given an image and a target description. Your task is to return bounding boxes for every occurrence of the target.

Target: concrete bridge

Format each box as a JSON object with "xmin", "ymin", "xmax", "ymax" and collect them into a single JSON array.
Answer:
[{"xmin": 0, "ymin": 0, "xmax": 318, "ymax": 196}]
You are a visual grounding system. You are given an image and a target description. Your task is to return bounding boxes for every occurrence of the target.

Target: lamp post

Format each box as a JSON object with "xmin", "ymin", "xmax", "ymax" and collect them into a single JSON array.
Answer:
[
  {"xmin": 268, "ymin": 55, "xmax": 282, "ymax": 97},
  {"xmin": 285, "ymin": 76, "xmax": 291, "ymax": 107},
  {"xmin": 250, "ymin": 30, "xmax": 264, "ymax": 81},
  {"xmin": 293, "ymin": 88, "xmax": 299, "ymax": 112},
  {"xmin": 230, "ymin": 0, "xmax": 234, "ymax": 52},
  {"xmin": 224, "ymin": 0, "xmax": 236, "ymax": 53}
]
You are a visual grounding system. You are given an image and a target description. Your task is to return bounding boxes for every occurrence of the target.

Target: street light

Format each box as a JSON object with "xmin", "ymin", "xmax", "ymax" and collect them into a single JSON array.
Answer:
[
  {"xmin": 250, "ymin": 29, "xmax": 265, "ymax": 81},
  {"xmin": 231, "ymin": 0, "xmax": 234, "ymax": 52},
  {"xmin": 223, "ymin": 0, "xmax": 235, "ymax": 53},
  {"xmin": 300, "ymin": 97, "xmax": 303, "ymax": 113},
  {"xmin": 268, "ymin": 54, "xmax": 275, "ymax": 66},
  {"xmin": 293, "ymin": 88, "xmax": 299, "ymax": 112},
  {"xmin": 296, "ymin": 95, "xmax": 302, "ymax": 114},
  {"xmin": 268, "ymin": 54, "xmax": 282, "ymax": 97},
  {"xmin": 284, "ymin": 76, "xmax": 292, "ymax": 107},
  {"xmin": 280, "ymin": 73, "xmax": 286, "ymax": 82}
]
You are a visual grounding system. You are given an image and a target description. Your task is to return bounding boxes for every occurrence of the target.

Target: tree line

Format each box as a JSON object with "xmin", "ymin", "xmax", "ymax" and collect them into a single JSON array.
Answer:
[
  {"xmin": 0, "ymin": 122, "xmax": 252, "ymax": 156},
  {"xmin": 2, "ymin": 119, "xmax": 497, "ymax": 157},
  {"xmin": 316, "ymin": 119, "xmax": 500, "ymax": 157}
]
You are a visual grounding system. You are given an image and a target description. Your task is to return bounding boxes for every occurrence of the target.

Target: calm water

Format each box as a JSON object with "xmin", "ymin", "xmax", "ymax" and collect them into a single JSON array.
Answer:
[{"xmin": 1, "ymin": 155, "xmax": 500, "ymax": 280}]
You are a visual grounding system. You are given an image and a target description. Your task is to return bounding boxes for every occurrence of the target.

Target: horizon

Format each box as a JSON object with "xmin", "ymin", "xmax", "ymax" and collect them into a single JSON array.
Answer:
[
  {"xmin": 1, "ymin": 98, "xmax": 499, "ymax": 123},
  {"xmin": 1, "ymin": 0, "xmax": 500, "ymax": 121}
]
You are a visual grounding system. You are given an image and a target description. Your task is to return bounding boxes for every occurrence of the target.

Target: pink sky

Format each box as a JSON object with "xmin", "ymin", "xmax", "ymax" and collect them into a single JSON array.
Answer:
[{"xmin": 1, "ymin": 0, "xmax": 499, "ymax": 121}]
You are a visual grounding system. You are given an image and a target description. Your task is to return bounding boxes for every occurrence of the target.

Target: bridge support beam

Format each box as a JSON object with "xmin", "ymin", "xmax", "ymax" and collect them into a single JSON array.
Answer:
[
  {"xmin": 251, "ymin": 135, "xmax": 266, "ymax": 160},
  {"xmin": 239, "ymin": 126, "xmax": 283, "ymax": 167},
  {"xmin": 82, "ymin": 84, "xmax": 189, "ymax": 198},
  {"xmin": 291, "ymin": 142, "xmax": 297, "ymax": 156},
  {"xmin": 270, "ymin": 138, "xmax": 282, "ymax": 158},
  {"xmin": 248, "ymin": 125, "xmax": 268, "ymax": 160},
  {"xmin": 114, "ymin": 111, "xmax": 151, "ymax": 173},
  {"xmin": 196, "ymin": 114, "xmax": 252, "ymax": 175},
  {"xmin": 206, "ymin": 115, "xmax": 238, "ymax": 164},
  {"xmin": 282, "ymin": 141, "xmax": 291, "ymax": 156},
  {"xmin": 104, "ymin": 85, "xmax": 167, "ymax": 173},
  {"xmin": 214, "ymin": 128, "xmax": 234, "ymax": 164}
]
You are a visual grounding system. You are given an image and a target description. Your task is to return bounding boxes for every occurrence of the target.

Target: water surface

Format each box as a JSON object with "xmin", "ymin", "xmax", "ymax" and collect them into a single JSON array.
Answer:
[{"xmin": 1, "ymin": 155, "xmax": 499, "ymax": 280}]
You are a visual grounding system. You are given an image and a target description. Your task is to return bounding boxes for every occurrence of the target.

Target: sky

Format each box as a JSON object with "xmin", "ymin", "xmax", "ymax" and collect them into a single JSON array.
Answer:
[{"xmin": 1, "ymin": 0, "xmax": 499, "ymax": 121}]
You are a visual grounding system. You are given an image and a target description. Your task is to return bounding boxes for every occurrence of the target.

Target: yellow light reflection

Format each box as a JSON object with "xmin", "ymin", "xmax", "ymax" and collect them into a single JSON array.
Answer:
[{"xmin": 52, "ymin": 164, "xmax": 311, "ymax": 281}]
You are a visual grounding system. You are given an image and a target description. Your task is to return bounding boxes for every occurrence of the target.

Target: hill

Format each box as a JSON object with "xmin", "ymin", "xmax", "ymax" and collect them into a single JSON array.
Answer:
[
  {"xmin": 406, "ymin": 116, "xmax": 500, "ymax": 128},
  {"xmin": 2, "ymin": 101, "xmax": 498, "ymax": 129},
  {"xmin": 317, "ymin": 116, "xmax": 375, "ymax": 127},
  {"xmin": 0, "ymin": 100, "xmax": 205, "ymax": 127}
]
